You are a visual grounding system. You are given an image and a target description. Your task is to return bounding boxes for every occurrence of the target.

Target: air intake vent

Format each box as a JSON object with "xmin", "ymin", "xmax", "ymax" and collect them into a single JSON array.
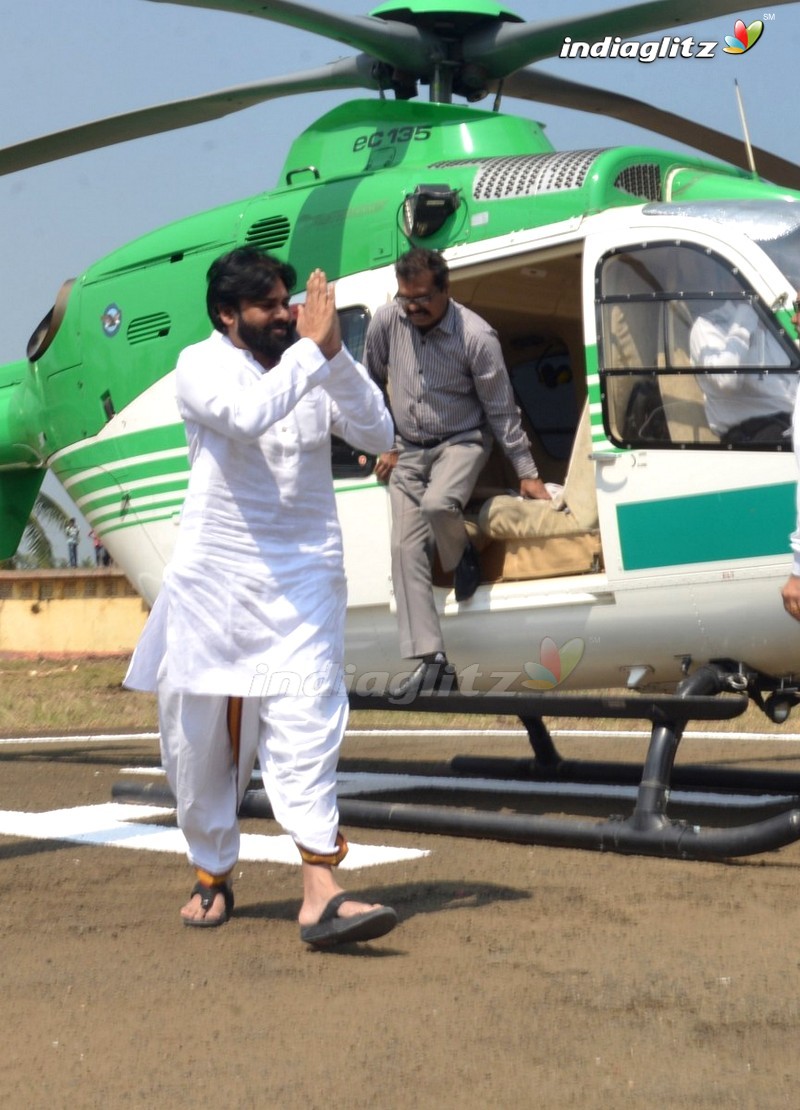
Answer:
[
  {"xmin": 614, "ymin": 164, "xmax": 662, "ymax": 201},
  {"xmin": 245, "ymin": 215, "xmax": 292, "ymax": 250},
  {"xmin": 126, "ymin": 312, "xmax": 171, "ymax": 345},
  {"xmin": 433, "ymin": 150, "xmax": 605, "ymax": 200}
]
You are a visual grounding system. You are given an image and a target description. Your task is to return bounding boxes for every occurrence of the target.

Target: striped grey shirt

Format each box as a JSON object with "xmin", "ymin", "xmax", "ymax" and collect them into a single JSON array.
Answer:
[{"xmin": 364, "ymin": 299, "xmax": 538, "ymax": 479}]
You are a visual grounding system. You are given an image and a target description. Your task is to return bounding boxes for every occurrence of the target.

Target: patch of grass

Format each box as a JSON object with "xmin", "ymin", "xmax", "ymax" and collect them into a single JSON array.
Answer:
[
  {"xmin": 0, "ymin": 656, "xmax": 157, "ymax": 736},
  {"xmin": 0, "ymin": 655, "xmax": 787, "ymax": 737}
]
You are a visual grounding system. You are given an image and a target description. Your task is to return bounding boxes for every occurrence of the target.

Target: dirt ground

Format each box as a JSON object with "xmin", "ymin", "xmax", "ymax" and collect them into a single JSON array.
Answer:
[{"xmin": 3, "ymin": 724, "xmax": 800, "ymax": 1109}]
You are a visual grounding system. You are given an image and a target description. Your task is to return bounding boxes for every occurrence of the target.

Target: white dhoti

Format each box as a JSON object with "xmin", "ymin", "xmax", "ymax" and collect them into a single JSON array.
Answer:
[{"xmin": 157, "ymin": 671, "xmax": 348, "ymax": 874}]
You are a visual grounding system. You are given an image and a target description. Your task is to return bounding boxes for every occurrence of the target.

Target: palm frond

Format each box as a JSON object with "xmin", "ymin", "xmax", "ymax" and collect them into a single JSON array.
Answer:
[{"xmin": 21, "ymin": 515, "xmax": 55, "ymax": 567}]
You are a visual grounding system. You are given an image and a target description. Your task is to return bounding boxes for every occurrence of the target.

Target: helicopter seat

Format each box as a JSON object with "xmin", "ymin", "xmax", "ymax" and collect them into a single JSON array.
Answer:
[
  {"xmin": 657, "ymin": 368, "xmax": 720, "ymax": 444},
  {"xmin": 476, "ymin": 402, "xmax": 601, "ymax": 580},
  {"xmin": 654, "ymin": 304, "xmax": 719, "ymax": 443}
]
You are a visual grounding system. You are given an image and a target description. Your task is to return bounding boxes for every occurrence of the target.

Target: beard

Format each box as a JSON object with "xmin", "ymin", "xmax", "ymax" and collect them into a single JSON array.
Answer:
[{"xmin": 237, "ymin": 318, "xmax": 294, "ymax": 363}]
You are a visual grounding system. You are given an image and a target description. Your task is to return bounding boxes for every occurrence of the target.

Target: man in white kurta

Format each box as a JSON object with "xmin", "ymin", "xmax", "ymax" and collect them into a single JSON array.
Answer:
[
  {"xmin": 126, "ymin": 251, "xmax": 397, "ymax": 945},
  {"xmin": 690, "ymin": 300, "xmax": 796, "ymax": 443}
]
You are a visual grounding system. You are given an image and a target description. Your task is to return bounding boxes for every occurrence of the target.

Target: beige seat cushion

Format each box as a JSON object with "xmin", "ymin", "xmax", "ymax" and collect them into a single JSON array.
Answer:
[
  {"xmin": 480, "ymin": 533, "xmax": 602, "ymax": 581},
  {"xmin": 478, "ymin": 401, "xmax": 598, "ymax": 540}
]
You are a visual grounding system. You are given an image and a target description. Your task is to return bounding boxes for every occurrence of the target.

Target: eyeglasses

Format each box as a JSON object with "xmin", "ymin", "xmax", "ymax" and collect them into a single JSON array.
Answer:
[{"xmin": 395, "ymin": 292, "xmax": 436, "ymax": 307}]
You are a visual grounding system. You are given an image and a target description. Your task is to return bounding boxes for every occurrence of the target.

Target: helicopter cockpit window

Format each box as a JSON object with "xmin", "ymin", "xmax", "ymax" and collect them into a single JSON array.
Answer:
[
  {"xmin": 331, "ymin": 304, "xmax": 376, "ymax": 479},
  {"xmin": 597, "ymin": 243, "xmax": 800, "ymax": 449}
]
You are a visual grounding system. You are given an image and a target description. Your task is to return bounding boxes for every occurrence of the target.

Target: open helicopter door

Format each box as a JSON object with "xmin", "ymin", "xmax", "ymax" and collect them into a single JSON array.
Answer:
[{"xmin": 581, "ymin": 218, "xmax": 800, "ymax": 689}]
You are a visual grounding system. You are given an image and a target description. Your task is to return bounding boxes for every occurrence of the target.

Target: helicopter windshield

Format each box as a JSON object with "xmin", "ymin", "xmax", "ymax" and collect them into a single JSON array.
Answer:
[{"xmin": 643, "ymin": 199, "xmax": 800, "ymax": 289}]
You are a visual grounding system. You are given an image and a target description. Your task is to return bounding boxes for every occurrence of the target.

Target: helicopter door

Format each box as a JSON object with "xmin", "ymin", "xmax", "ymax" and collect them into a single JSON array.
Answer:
[{"xmin": 583, "ymin": 232, "xmax": 800, "ymax": 586}]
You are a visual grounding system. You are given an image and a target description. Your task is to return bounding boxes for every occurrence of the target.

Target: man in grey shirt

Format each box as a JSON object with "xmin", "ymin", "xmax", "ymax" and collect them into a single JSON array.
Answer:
[{"xmin": 365, "ymin": 248, "xmax": 549, "ymax": 697}]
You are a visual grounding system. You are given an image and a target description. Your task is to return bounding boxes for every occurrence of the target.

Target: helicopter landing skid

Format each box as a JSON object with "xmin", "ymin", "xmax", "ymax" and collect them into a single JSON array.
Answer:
[
  {"xmin": 110, "ymin": 672, "xmax": 800, "ymax": 862},
  {"xmin": 335, "ymin": 675, "xmax": 800, "ymax": 861}
]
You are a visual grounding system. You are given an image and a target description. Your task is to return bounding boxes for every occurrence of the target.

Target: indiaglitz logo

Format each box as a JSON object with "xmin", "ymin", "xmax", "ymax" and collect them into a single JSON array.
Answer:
[
  {"xmin": 560, "ymin": 14, "xmax": 766, "ymax": 62},
  {"xmin": 723, "ymin": 19, "xmax": 764, "ymax": 53},
  {"xmin": 522, "ymin": 637, "xmax": 585, "ymax": 690}
]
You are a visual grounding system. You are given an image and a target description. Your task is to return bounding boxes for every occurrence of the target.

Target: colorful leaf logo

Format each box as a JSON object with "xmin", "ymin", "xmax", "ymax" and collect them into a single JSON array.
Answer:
[
  {"xmin": 723, "ymin": 18, "xmax": 764, "ymax": 54},
  {"xmin": 522, "ymin": 637, "xmax": 585, "ymax": 690}
]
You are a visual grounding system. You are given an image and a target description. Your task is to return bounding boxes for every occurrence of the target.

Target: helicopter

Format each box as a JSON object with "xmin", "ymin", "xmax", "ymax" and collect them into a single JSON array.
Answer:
[{"xmin": 4, "ymin": 0, "xmax": 800, "ymax": 858}]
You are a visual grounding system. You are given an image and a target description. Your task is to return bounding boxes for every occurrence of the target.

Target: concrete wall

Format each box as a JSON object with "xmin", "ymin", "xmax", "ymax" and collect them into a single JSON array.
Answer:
[{"xmin": 0, "ymin": 570, "xmax": 149, "ymax": 655}]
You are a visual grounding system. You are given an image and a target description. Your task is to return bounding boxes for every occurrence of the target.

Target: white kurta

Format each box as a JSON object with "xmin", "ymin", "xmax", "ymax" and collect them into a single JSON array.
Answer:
[
  {"xmin": 125, "ymin": 331, "xmax": 393, "ymax": 697},
  {"xmin": 690, "ymin": 303, "xmax": 796, "ymax": 435}
]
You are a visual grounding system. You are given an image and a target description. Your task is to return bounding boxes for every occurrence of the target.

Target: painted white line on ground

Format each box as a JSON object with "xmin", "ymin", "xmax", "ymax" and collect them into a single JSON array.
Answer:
[
  {"xmin": 5, "ymin": 728, "xmax": 800, "ymax": 746},
  {"xmin": 557, "ymin": 730, "xmax": 800, "ymax": 742},
  {"xmin": 0, "ymin": 802, "xmax": 428, "ymax": 868},
  {"xmin": 0, "ymin": 733, "xmax": 160, "ymax": 746},
  {"xmin": 348, "ymin": 729, "xmax": 800, "ymax": 743}
]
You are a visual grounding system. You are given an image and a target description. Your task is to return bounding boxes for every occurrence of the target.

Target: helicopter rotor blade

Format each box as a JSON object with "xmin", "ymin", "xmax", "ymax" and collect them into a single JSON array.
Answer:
[
  {"xmin": 464, "ymin": 0, "xmax": 797, "ymax": 75},
  {"xmin": 0, "ymin": 57, "xmax": 381, "ymax": 177},
  {"xmin": 503, "ymin": 68, "xmax": 800, "ymax": 191},
  {"xmin": 144, "ymin": 0, "xmax": 436, "ymax": 74}
]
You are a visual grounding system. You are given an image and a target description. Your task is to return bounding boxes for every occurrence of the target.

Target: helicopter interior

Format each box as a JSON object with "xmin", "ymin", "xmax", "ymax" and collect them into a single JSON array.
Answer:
[
  {"xmin": 334, "ymin": 245, "xmax": 599, "ymax": 586},
  {"xmin": 445, "ymin": 249, "xmax": 602, "ymax": 584},
  {"xmin": 336, "ymin": 234, "xmax": 800, "ymax": 592}
]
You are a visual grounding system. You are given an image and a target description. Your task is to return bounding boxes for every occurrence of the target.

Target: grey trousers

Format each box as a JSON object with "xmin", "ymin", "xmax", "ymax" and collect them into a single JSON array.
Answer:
[{"xmin": 389, "ymin": 430, "xmax": 491, "ymax": 658}]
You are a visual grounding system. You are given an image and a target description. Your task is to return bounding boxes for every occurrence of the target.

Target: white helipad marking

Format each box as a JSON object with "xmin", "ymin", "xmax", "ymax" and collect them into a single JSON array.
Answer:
[
  {"xmin": 0, "ymin": 803, "xmax": 427, "ymax": 868},
  {"xmin": 0, "ymin": 732, "xmax": 160, "ymax": 746},
  {"xmin": 4, "ymin": 728, "xmax": 800, "ymax": 746},
  {"xmin": 348, "ymin": 729, "xmax": 800, "ymax": 743}
]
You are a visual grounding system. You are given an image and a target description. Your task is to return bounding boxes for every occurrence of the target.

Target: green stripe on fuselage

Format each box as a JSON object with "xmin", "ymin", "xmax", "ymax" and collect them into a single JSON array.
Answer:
[
  {"xmin": 54, "ymin": 424, "xmax": 187, "ymax": 475},
  {"xmin": 618, "ymin": 483, "xmax": 796, "ymax": 570}
]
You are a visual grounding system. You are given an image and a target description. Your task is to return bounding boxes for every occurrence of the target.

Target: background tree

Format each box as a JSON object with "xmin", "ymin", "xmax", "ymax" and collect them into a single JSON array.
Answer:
[{"xmin": 1, "ymin": 491, "xmax": 74, "ymax": 568}]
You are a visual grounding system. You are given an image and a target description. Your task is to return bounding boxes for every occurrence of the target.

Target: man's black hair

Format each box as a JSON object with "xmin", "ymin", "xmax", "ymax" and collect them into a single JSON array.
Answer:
[
  {"xmin": 206, "ymin": 247, "xmax": 297, "ymax": 332},
  {"xmin": 395, "ymin": 248, "xmax": 449, "ymax": 292}
]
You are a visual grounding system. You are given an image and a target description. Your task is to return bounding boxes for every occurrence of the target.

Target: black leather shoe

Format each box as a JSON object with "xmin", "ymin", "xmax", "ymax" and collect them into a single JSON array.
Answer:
[
  {"xmin": 390, "ymin": 659, "xmax": 459, "ymax": 700},
  {"xmin": 454, "ymin": 541, "xmax": 481, "ymax": 602}
]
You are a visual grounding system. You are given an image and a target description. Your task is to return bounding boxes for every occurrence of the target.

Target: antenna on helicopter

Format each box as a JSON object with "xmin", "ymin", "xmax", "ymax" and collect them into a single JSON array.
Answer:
[{"xmin": 734, "ymin": 79, "xmax": 758, "ymax": 177}]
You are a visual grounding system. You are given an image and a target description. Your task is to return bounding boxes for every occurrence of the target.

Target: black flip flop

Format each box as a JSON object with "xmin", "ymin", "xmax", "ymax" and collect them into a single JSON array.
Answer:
[
  {"xmin": 300, "ymin": 893, "xmax": 398, "ymax": 948},
  {"xmin": 182, "ymin": 880, "xmax": 234, "ymax": 928}
]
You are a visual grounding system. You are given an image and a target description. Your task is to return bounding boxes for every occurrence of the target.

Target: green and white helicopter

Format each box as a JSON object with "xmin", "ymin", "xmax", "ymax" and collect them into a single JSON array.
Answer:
[{"xmin": 4, "ymin": 0, "xmax": 800, "ymax": 855}]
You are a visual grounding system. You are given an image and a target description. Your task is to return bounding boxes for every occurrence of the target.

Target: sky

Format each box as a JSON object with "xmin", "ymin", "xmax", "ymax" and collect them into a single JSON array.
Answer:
[
  {"xmin": 0, "ymin": 0, "xmax": 797, "ymax": 546},
  {"xmin": 0, "ymin": 1, "xmax": 796, "ymax": 366}
]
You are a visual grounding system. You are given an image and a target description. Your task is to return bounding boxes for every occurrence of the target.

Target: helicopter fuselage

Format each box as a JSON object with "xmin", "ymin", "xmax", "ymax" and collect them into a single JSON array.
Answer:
[{"xmin": 3, "ymin": 99, "xmax": 800, "ymax": 697}]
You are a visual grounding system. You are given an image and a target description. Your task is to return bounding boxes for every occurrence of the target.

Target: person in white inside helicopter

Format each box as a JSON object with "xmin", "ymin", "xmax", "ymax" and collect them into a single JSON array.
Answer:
[{"xmin": 690, "ymin": 299, "xmax": 796, "ymax": 444}]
